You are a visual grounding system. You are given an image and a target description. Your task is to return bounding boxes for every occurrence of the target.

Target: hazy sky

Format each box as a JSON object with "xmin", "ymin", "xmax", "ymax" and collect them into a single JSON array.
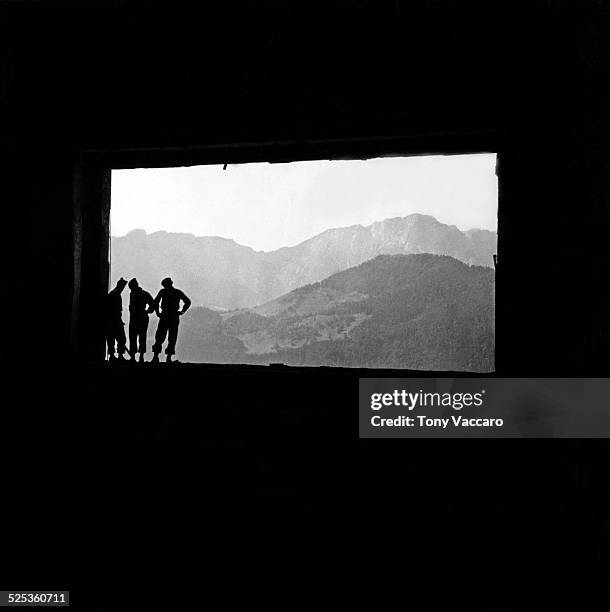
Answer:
[{"xmin": 111, "ymin": 153, "xmax": 497, "ymax": 252}]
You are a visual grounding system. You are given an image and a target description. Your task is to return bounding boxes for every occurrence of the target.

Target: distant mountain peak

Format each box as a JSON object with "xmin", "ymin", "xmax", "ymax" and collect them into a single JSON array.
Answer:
[
  {"xmin": 114, "ymin": 214, "xmax": 494, "ymax": 245},
  {"xmin": 111, "ymin": 213, "xmax": 496, "ymax": 310},
  {"xmin": 381, "ymin": 213, "xmax": 438, "ymax": 223}
]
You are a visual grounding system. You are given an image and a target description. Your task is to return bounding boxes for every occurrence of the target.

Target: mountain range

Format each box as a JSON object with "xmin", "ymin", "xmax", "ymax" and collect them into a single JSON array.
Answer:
[
  {"xmin": 111, "ymin": 214, "xmax": 496, "ymax": 310},
  {"xmin": 174, "ymin": 253, "xmax": 495, "ymax": 371}
]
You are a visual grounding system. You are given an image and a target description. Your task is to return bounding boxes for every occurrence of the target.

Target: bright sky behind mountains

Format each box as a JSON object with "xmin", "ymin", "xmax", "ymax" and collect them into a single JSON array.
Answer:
[{"xmin": 112, "ymin": 153, "xmax": 497, "ymax": 252}]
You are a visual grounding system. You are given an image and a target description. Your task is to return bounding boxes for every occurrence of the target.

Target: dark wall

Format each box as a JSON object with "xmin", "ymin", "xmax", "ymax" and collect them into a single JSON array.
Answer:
[
  {"xmin": 4, "ymin": 1, "xmax": 609, "ymax": 609},
  {"xmin": 7, "ymin": 0, "xmax": 608, "ymax": 373}
]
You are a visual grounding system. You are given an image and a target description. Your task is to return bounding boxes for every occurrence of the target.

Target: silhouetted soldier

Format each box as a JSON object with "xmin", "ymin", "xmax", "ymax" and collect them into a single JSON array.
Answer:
[
  {"xmin": 105, "ymin": 278, "xmax": 128, "ymax": 361},
  {"xmin": 151, "ymin": 277, "xmax": 191, "ymax": 363},
  {"xmin": 128, "ymin": 278, "xmax": 155, "ymax": 363}
]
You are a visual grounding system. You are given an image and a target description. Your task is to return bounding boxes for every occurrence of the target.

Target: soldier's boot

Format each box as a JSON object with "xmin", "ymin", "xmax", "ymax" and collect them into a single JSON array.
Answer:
[
  {"xmin": 151, "ymin": 353, "xmax": 160, "ymax": 363},
  {"xmin": 139, "ymin": 353, "xmax": 145, "ymax": 363}
]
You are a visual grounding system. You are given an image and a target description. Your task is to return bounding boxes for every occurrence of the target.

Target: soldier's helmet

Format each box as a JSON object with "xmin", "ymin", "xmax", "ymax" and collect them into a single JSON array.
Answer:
[
  {"xmin": 117, "ymin": 277, "xmax": 128, "ymax": 290},
  {"xmin": 128, "ymin": 278, "xmax": 139, "ymax": 289},
  {"xmin": 161, "ymin": 277, "xmax": 173, "ymax": 289}
]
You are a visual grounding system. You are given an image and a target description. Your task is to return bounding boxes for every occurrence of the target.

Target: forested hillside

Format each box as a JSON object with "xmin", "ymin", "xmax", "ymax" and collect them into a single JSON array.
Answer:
[{"xmin": 165, "ymin": 253, "xmax": 495, "ymax": 371}]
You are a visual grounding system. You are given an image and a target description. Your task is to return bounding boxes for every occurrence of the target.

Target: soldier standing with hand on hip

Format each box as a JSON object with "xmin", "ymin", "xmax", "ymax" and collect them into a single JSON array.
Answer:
[{"xmin": 151, "ymin": 277, "xmax": 191, "ymax": 363}]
